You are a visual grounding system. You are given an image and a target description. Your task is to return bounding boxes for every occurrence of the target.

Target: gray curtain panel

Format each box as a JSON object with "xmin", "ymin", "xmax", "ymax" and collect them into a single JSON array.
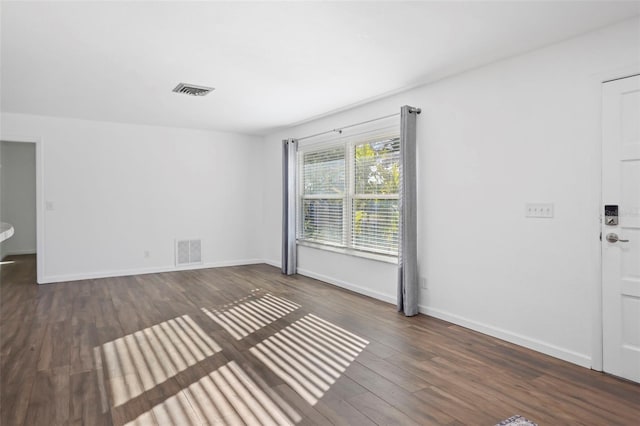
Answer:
[
  {"xmin": 397, "ymin": 105, "xmax": 420, "ymax": 316},
  {"xmin": 282, "ymin": 139, "xmax": 298, "ymax": 275}
]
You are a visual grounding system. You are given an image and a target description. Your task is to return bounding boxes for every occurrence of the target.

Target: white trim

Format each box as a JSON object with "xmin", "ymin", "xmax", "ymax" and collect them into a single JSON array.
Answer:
[
  {"xmin": 273, "ymin": 261, "xmax": 593, "ymax": 368},
  {"xmin": 421, "ymin": 305, "xmax": 592, "ymax": 368},
  {"xmin": 2, "ymin": 249, "xmax": 37, "ymax": 256},
  {"xmin": 297, "ymin": 240, "xmax": 398, "ymax": 264},
  {"xmin": 264, "ymin": 259, "xmax": 281, "ymax": 268},
  {"xmin": 40, "ymin": 259, "xmax": 264, "ymax": 284},
  {"xmin": 0, "ymin": 134, "xmax": 45, "ymax": 284},
  {"xmin": 297, "ymin": 127, "xmax": 401, "ymax": 258},
  {"xmin": 591, "ymin": 63, "xmax": 640, "ymax": 372},
  {"xmin": 296, "ymin": 267, "xmax": 396, "ymax": 304},
  {"xmin": 41, "ymin": 255, "xmax": 595, "ymax": 369}
]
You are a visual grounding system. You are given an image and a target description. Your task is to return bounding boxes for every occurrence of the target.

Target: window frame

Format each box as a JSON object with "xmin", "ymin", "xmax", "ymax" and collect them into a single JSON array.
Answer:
[{"xmin": 297, "ymin": 130, "xmax": 400, "ymax": 263}]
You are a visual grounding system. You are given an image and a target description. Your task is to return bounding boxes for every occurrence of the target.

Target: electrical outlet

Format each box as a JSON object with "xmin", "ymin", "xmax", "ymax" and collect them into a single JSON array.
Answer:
[
  {"xmin": 525, "ymin": 203, "xmax": 553, "ymax": 218},
  {"xmin": 420, "ymin": 277, "xmax": 427, "ymax": 289}
]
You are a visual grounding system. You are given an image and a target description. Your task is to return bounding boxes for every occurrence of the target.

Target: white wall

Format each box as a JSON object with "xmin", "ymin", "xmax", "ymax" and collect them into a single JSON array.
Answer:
[
  {"xmin": 0, "ymin": 16, "xmax": 637, "ymax": 368},
  {"xmin": 0, "ymin": 113, "xmax": 263, "ymax": 282},
  {"xmin": 0, "ymin": 141, "xmax": 37, "ymax": 258},
  {"xmin": 259, "ymin": 18, "xmax": 640, "ymax": 367}
]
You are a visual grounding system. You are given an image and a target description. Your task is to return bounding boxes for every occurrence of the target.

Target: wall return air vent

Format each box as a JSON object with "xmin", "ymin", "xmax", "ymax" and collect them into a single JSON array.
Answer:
[
  {"xmin": 172, "ymin": 83, "xmax": 214, "ymax": 96},
  {"xmin": 176, "ymin": 239, "xmax": 202, "ymax": 266}
]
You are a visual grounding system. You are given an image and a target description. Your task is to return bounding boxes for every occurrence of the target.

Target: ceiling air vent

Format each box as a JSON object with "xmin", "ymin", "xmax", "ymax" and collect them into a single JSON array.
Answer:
[{"xmin": 172, "ymin": 82, "xmax": 214, "ymax": 97}]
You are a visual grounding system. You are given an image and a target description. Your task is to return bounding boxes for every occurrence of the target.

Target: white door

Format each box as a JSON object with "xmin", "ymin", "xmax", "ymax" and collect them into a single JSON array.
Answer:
[{"xmin": 602, "ymin": 75, "xmax": 640, "ymax": 383}]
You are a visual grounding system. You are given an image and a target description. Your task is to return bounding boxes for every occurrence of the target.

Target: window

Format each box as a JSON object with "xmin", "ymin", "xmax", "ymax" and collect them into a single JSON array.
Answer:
[{"xmin": 298, "ymin": 134, "xmax": 400, "ymax": 257}]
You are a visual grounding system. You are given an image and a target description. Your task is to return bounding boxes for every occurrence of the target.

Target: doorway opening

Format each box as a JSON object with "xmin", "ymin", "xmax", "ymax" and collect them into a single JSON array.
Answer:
[{"xmin": 0, "ymin": 141, "xmax": 38, "ymax": 280}]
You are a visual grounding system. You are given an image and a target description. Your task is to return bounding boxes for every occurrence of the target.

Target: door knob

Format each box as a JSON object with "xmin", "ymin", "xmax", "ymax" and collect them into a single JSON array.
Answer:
[{"xmin": 606, "ymin": 233, "xmax": 630, "ymax": 243}]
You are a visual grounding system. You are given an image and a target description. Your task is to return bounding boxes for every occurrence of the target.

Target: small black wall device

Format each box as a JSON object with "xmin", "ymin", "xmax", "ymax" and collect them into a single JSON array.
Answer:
[{"xmin": 605, "ymin": 205, "xmax": 618, "ymax": 226}]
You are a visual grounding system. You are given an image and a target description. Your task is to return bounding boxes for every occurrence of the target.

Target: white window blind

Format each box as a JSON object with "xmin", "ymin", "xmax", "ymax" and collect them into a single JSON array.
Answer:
[
  {"xmin": 298, "ymin": 133, "xmax": 400, "ymax": 257},
  {"xmin": 352, "ymin": 138, "xmax": 400, "ymax": 254},
  {"xmin": 300, "ymin": 146, "xmax": 345, "ymax": 245}
]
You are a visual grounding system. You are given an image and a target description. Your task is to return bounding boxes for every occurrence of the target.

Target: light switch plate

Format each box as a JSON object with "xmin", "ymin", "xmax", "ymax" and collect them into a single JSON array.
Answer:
[{"xmin": 525, "ymin": 203, "xmax": 553, "ymax": 218}]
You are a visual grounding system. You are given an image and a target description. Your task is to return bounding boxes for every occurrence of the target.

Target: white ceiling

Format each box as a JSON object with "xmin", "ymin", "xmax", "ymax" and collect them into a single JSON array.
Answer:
[{"xmin": 1, "ymin": 1, "xmax": 639, "ymax": 135}]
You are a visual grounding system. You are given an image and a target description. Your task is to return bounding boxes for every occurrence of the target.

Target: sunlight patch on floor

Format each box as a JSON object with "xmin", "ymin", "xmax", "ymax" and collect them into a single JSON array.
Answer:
[
  {"xmin": 125, "ymin": 360, "xmax": 301, "ymax": 426},
  {"xmin": 98, "ymin": 314, "xmax": 221, "ymax": 407},
  {"xmin": 202, "ymin": 289, "xmax": 300, "ymax": 340},
  {"xmin": 249, "ymin": 314, "xmax": 369, "ymax": 406}
]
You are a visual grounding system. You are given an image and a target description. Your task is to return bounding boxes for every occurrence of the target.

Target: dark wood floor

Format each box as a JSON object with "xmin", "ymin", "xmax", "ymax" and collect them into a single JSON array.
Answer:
[{"xmin": 1, "ymin": 255, "xmax": 639, "ymax": 425}]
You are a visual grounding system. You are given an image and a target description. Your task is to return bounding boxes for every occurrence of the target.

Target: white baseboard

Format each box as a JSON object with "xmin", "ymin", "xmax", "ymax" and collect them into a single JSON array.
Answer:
[
  {"xmin": 265, "ymin": 261, "xmax": 591, "ymax": 368},
  {"xmin": 3, "ymin": 249, "xmax": 37, "ymax": 256},
  {"xmin": 421, "ymin": 305, "xmax": 592, "ymax": 368},
  {"xmin": 39, "ymin": 257, "xmax": 592, "ymax": 369},
  {"xmin": 263, "ymin": 259, "xmax": 281, "ymax": 269},
  {"xmin": 41, "ymin": 258, "xmax": 264, "ymax": 284},
  {"xmin": 296, "ymin": 267, "xmax": 396, "ymax": 305}
]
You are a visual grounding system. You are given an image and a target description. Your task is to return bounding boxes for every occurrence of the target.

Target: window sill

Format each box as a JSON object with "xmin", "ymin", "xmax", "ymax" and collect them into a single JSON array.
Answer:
[{"xmin": 296, "ymin": 240, "xmax": 399, "ymax": 265}]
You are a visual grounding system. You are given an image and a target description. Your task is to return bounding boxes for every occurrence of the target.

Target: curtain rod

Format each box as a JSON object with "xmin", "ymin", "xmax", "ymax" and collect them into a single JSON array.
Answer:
[{"xmin": 296, "ymin": 112, "xmax": 402, "ymax": 142}]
